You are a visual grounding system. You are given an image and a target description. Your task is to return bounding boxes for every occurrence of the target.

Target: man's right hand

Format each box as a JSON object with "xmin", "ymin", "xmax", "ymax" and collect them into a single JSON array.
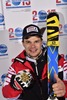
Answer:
[{"xmin": 10, "ymin": 69, "xmax": 34, "ymax": 90}]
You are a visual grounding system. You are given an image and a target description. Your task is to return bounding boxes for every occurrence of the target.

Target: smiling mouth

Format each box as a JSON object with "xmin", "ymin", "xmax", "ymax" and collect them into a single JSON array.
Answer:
[{"xmin": 29, "ymin": 49, "xmax": 37, "ymax": 53}]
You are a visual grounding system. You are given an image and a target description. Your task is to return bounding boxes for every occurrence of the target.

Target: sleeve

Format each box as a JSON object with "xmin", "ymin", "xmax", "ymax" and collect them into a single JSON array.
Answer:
[
  {"xmin": 2, "ymin": 62, "xmax": 22, "ymax": 99},
  {"xmin": 58, "ymin": 55, "xmax": 67, "ymax": 98},
  {"xmin": 63, "ymin": 80, "xmax": 67, "ymax": 97},
  {"xmin": 63, "ymin": 60, "xmax": 67, "ymax": 98}
]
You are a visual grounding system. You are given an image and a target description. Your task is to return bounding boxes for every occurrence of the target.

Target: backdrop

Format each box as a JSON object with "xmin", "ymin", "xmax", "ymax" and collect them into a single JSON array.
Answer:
[{"xmin": 0, "ymin": 0, "xmax": 67, "ymax": 100}]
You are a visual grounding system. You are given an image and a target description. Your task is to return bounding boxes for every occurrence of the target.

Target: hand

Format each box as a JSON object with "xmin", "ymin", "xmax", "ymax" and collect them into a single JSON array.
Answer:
[
  {"xmin": 52, "ymin": 73, "xmax": 66, "ymax": 97},
  {"xmin": 13, "ymin": 69, "xmax": 34, "ymax": 90}
]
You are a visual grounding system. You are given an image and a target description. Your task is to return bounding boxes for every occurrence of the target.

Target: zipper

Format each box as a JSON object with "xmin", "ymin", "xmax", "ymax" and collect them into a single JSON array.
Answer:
[
  {"xmin": 34, "ymin": 62, "xmax": 44, "ymax": 100},
  {"xmin": 35, "ymin": 62, "xmax": 39, "ymax": 76}
]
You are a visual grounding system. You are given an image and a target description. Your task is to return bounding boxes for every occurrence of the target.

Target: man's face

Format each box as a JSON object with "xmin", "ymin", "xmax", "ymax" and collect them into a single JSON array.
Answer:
[{"xmin": 22, "ymin": 36, "xmax": 42, "ymax": 59}]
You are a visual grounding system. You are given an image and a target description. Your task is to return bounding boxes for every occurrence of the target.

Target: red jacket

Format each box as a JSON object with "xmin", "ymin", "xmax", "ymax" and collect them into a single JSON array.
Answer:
[{"xmin": 2, "ymin": 50, "xmax": 67, "ymax": 100}]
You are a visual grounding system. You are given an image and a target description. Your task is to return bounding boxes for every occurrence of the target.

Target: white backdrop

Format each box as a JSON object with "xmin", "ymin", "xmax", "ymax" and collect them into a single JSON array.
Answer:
[{"xmin": 0, "ymin": 0, "xmax": 67, "ymax": 100}]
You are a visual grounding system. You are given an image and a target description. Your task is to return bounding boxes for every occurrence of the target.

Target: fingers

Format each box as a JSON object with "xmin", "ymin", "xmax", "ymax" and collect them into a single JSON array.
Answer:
[
  {"xmin": 52, "ymin": 82, "xmax": 65, "ymax": 97},
  {"xmin": 53, "ymin": 88, "xmax": 65, "ymax": 97},
  {"xmin": 54, "ymin": 73, "xmax": 61, "ymax": 82},
  {"xmin": 52, "ymin": 73, "xmax": 66, "ymax": 97}
]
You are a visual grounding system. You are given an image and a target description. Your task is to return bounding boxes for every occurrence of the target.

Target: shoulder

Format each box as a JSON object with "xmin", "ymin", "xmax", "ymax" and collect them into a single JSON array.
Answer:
[
  {"xmin": 13, "ymin": 50, "xmax": 26, "ymax": 62},
  {"xmin": 58, "ymin": 54, "xmax": 67, "ymax": 68},
  {"xmin": 58, "ymin": 54, "xmax": 65, "ymax": 62},
  {"xmin": 11, "ymin": 50, "xmax": 26, "ymax": 67}
]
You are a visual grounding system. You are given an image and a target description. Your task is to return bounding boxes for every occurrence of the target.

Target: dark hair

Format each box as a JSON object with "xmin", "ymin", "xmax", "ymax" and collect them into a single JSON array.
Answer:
[{"xmin": 22, "ymin": 34, "xmax": 42, "ymax": 42}]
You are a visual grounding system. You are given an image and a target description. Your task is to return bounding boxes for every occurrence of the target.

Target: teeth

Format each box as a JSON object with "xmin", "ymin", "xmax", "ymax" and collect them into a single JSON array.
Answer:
[{"xmin": 30, "ymin": 49, "xmax": 36, "ymax": 52}]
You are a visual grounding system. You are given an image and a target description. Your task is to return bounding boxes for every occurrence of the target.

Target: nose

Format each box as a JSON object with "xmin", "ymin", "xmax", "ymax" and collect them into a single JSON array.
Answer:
[{"xmin": 31, "ymin": 42, "xmax": 35, "ymax": 47}]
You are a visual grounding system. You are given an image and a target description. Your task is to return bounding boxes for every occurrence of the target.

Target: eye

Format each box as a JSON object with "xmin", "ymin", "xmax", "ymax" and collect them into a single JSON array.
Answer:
[
  {"xmin": 26, "ymin": 41, "xmax": 31, "ymax": 44},
  {"xmin": 35, "ymin": 40, "xmax": 40, "ymax": 43}
]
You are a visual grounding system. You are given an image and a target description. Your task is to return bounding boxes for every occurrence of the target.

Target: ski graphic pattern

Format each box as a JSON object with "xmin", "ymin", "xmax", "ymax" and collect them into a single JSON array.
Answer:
[{"xmin": 47, "ymin": 12, "xmax": 59, "ymax": 99}]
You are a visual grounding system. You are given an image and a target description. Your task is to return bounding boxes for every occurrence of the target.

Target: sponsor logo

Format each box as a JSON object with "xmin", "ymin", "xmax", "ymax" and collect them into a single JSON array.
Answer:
[
  {"xmin": 26, "ymin": 26, "xmax": 38, "ymax": 33},
  {"xmin": 32, "ymin": 10, "xmax": 47, "ymax": 23},
  {"xmin": 9, "ymin": 27, "xmax": 22, "ymax": 40},
  {"xmin": 12, "ymin": 0, "xmax": 21, "ymax": 6},
  {"xmin": 0, "ymin": 74, "xmax": 7, "ymax": 86},
  {"xmin": 0, "ymin": 44, "xmax": 7, "ymax": 53},
  {"xmin": 62, "ymin": 0, "xmax": 67, "ymax": 2},
  {"xmin": 0, "ymin": 13, "xmax": 4, "ymax": 23},
  {"xmin": 38, "ymin": 10, "xmax": 47, "ymax": 21},
  {"xmin": 0, "ymin": 13, "xmax": 5, "ymax": 27},
  {"xmin": 0, "ymin": 44, "xmax": 8, "ymax": 56},
  {"xmin": 6, "ymin": 0, "xmax": 31, "ymax": 9},
  {"xmin": 56, "ymin": 0, "xmax": 67, "ymax": 6},
  {"xmin": 15, "ymin": 27, "xmax": 22, "ymax": 37}
]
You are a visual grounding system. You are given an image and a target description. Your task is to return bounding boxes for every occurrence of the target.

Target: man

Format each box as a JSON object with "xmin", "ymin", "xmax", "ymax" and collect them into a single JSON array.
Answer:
[{"xmin": 2, "ymin": 24, "xmax": 67, "ymax": 100}]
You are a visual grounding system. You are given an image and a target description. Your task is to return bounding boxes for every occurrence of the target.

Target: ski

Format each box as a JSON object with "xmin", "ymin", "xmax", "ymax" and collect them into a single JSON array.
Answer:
[{"xmin": 47, "ymin": 12, "xmax": 59, "ymax": 100}]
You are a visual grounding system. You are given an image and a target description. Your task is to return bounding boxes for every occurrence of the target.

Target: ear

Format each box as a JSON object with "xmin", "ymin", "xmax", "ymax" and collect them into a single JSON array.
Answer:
[{"xmin": 40, "ymin": 27, "xmax": 46, "ymax": 35}]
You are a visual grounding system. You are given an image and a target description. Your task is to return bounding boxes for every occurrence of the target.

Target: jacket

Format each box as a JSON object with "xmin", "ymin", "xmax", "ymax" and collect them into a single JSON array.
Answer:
[{"xmin": 2, "ymin": 48, "xmax": 67, "ymax": 100}]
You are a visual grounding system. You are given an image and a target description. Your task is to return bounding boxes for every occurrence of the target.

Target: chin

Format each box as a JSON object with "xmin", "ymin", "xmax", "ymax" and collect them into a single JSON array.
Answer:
[{"xmin": 31, "ymin": 54, "xmax": 38, "ymax": 58}]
